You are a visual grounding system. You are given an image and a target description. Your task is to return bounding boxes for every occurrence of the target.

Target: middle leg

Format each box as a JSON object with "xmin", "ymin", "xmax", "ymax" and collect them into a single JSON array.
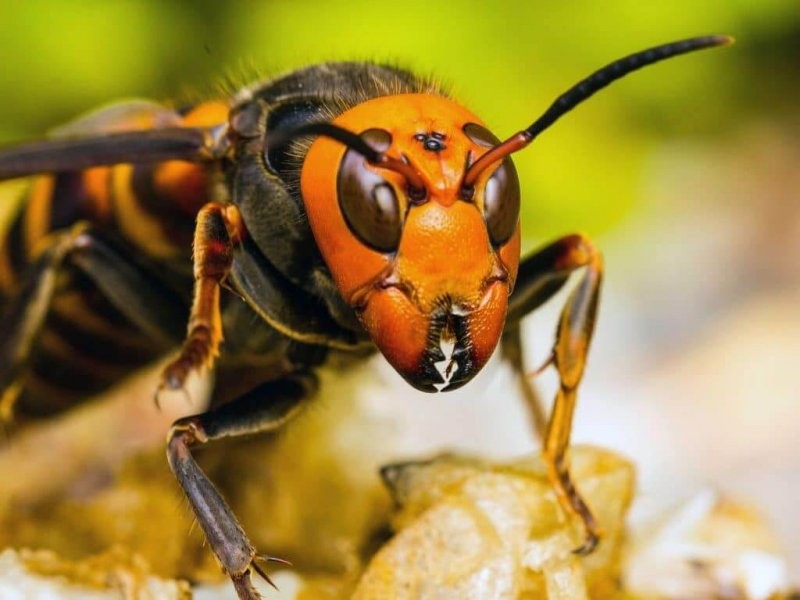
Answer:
[{"xmin": 167, "ymin": 372, "xmax": 316, "ymax": 599}]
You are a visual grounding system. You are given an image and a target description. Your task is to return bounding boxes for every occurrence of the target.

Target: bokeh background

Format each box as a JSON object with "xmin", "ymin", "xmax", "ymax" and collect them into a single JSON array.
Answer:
[{"xmin": 1, "ymin": 0, "xmax": 799, "ymax": 590}]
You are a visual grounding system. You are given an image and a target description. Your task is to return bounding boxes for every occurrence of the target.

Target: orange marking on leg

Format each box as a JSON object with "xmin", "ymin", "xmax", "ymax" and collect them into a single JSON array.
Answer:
[
  {"xmin": 223, "ymin": 204, "xmax": 246, "ymax": 244},
  {"xmin": 160, "ymin": 203, "xmax": 238, "ymax": 392},
  {"xmin": 161, "ymin": 279, "xmax": 222, "ymax": 389}
]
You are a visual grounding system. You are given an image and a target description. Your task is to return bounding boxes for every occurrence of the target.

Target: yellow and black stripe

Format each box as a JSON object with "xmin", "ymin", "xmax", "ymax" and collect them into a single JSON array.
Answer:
[{"xmin": 0, "ymin": 100, "xmax": 229, "ymax": 417}]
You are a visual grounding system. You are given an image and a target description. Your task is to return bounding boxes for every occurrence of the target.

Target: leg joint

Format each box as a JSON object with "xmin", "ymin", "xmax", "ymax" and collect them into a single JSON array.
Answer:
[
  {"xmin": 554, "ymin": 233, "xmax": 602, "ymax": 271},
  {"xmin": 167, "ymin": 416, "xmax": 208, "ymax": 449}
]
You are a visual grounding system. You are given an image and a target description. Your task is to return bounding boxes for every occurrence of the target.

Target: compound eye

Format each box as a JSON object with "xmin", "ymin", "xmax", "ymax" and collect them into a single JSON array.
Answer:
[
  {"xmin": 338, "ymin": 129, "xmax": 402, "ymax": 253},
  {"xmin": 483, "ymin": 160, "xmax": 520, "ymax": 247},
  {"xmin": 463, "ymin": 122, "xmax": 501, "ymax": 148},
  {"xmin": 463, "ymin": 123, "xmax": 520, "ymax": 247}
]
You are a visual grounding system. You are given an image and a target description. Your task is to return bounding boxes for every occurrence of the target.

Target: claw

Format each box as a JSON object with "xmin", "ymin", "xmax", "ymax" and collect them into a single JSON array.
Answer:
[
  {"xmin": 251, "ymin": 554, "xmax": 292, "ymax": 591},
  {"xmin": 572, "ymin": 528, "xmax": 600, "ymax": 556},
  {"xmin": 251, "ymin": 561, "xmax": 279, "ymax": 592},
  {"xmin": 250, "ymin": 553, "xmax": 291, "ymax": 592},
  {"xmin": 256, "ymin": 553, "xmax": 292, "ymax": 567}
]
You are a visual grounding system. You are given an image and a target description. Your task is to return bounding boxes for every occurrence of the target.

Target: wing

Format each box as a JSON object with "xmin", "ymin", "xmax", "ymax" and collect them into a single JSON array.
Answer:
[
  {"xmin": 0, "ymin": 127, "xmax": 220, "ymax": 181},
  {"xmin": 0, "ymin": 99, "xmax": 229, "ymax": 181}
]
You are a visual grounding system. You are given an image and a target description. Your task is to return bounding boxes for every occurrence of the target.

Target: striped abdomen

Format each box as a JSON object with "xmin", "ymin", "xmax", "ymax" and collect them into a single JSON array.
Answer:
[{"xmin": 0, "ymin": 100, "xmax": 228, "ymax": 417}]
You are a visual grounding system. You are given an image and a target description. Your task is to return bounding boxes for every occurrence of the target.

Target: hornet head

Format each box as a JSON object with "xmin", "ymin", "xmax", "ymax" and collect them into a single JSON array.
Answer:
[
  {"xmin": 285, "ymin": 35, "xmax": 732, "ymax": 391},
  {"xmin": 300, "ymin": 94, "xmax": 519, "ymax": 391}
]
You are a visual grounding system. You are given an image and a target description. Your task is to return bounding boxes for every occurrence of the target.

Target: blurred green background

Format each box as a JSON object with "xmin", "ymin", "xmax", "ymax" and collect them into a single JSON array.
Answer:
[{"xmin": 0, "ymin": 0, "xmax": 796, "ymax": 239}]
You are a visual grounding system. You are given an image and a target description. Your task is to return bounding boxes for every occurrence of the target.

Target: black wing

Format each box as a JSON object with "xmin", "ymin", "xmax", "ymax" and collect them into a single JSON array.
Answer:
[{"xmin": 0, "ymin": 127, "xmax": 220, "ymax": 181}]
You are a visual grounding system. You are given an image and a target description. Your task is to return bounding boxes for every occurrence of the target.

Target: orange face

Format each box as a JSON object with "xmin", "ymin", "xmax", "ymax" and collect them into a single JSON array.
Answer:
[{"xmin": 301, "ymin": 94, "xmax": 521, "ymax": 391}]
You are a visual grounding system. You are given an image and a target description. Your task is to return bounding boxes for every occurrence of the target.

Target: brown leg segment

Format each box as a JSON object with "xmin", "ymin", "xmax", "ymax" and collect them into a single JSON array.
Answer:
[
  {"xmin": 167, "ymin": 372, "xmax": 316, "ymax": 599},
  {"xmin": 160, "ymin": 203, "xmax": 244, "ymax": 391},
  {"xmin": 506, "ymin": 233, "xmax": 603, "ymax": 554}
]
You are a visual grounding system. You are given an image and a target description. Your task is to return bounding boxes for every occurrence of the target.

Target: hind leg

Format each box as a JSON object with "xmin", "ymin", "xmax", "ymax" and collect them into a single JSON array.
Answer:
[{"xmin": 505, "ymin": 233, "xmax": 603, "ymax": 553}]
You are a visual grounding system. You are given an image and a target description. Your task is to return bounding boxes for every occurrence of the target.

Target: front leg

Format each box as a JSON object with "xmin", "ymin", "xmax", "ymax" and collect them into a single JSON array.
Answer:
[
  {"xmin": 167, "ymin": 372, "xmax": 316, "ymax": 599},
  {"xmin": 505, "ymin": 233, "xmax": 603, "ymax": 554},
  {"xmin": 160, "ymin": 202, "xmax": 244, "ymax": 391}
]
